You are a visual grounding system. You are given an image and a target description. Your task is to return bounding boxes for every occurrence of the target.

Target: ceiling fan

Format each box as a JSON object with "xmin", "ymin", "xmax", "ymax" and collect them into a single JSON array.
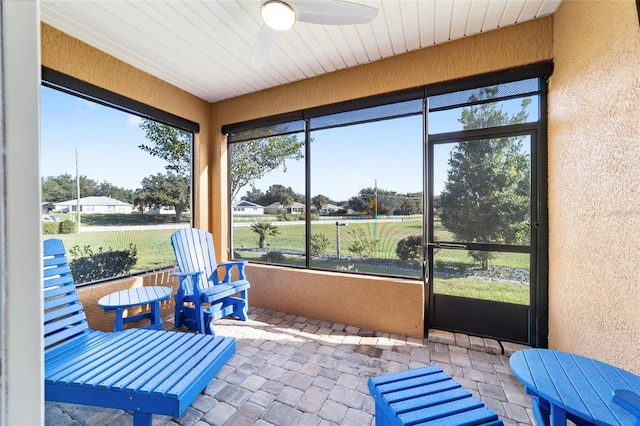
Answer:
[{"xmin": 252, "ymin": 0, "xmax": 379, "ymax": 67}]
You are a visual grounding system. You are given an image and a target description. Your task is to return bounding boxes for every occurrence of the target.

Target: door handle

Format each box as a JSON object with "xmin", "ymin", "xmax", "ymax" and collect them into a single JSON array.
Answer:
[{"xmin": 427, "ymin": 242, "xmax": 467, "ymax": 249}]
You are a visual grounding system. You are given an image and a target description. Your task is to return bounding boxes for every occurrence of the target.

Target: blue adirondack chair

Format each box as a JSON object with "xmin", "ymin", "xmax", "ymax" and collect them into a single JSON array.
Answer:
[
  {"xmin": 613, "ymin": 389, "xmax": 640, "ymax": 425},
  {"xmin": 44, "ymin": 238, "xmax": 236, "ymax": 426},
  {"xmin": 171, "ymin": 228, "xmax": 250, "ymax": 335}
]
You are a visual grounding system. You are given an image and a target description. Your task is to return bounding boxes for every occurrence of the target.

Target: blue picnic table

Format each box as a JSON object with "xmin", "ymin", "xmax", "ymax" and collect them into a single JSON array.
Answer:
[{"xmin": 510, "ymin": 349, "xmax": 640, "ymax": 425}]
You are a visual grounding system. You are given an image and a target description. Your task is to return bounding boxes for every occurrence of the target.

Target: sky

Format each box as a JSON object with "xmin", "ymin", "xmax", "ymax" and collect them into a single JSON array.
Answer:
[
  {"xmin": 42, "ymin": 85, "xmax": 535, "ymax": 202},
  {"xmin": 42, "ymin": 86, "xmax": 433, "ymax": 201},
  {"xmin": 40, "ymin": 86, "xmax": 169, "ymax": 191},
  {"xmin": 242, "ymin": 116, "xmax": 427, "ymax": 202}
]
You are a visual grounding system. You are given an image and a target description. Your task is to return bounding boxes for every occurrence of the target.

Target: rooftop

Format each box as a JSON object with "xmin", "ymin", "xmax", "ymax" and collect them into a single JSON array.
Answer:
[{"xmin": 45, "ymin": 307, "xmax": 534, "ymax": 425}]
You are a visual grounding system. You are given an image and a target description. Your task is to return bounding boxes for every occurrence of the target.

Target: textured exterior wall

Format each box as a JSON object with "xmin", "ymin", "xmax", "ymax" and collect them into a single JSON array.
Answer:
[
  {"xmin": 549, "ymin": 0, "xmax": 640, "ymax": 374},
  {"xmin": 40, "ymin": 25, "xmax": 211, "ymax": 331},
  {"xmin": 246, "ymin": 264, "xmax": 424, "ymax": 337},
  {"xmin": 76, "ymin": 269, "xmax": 178, "ymax": 332},
  {"xmin": 41, "ymin": 23, "xmax": 212, "ymax": 229},
  {"xmin": 211, "ymin": 18, "xmax": 553, "ymax": 338}
]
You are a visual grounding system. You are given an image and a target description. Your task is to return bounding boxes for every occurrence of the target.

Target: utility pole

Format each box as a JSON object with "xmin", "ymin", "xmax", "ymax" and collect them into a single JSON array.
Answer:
[
  {"xmin": 335, "ymin": 221, "xmax": 346, "ymax": 259},
  {"xmin": 374, "ymin": 179, "xmax": 378, "ymax": 219},
  {"xmin": 76, "ymin": 149, "xmax": 81, "ymax": 226}
]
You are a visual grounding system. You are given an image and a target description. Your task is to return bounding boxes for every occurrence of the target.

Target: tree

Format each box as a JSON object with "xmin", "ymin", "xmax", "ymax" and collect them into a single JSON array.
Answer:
[
  {"xmin": 230, "ymin": 133, "xmax": 304, "ymax": 200},
  {"xmin": 241, "ymin": 187, "xmax": 265, "ymax": 204},
  {"xmin": 250, "ymin": 221, "xmax": 280, "ymax": 249},
  {"xmin": 41, "ymin": 174, "xmax": 99, "ymax": 202},
  {"xmin": 95, "ymin": 181, "xmax": 134, "ymax": 202},
  {"xmin": 279, "ymin": 192, "xmax": 295, "ymax": 219},
  {"xmin": 243, "ymin": 184, "xmax": 303, "ymax": 208},
  {"xmin": 138, "ymin": 120, "xmax": 191, "ymax": 175},
  {"xmin": 136, "ymin": 173, "xmax": 190, "ymax": 222},
  {"xmin": 138, "ymin": 121, "xmax": 304, "ymax": 207},
  {"xmin": 347, "ymin": 187, "xmax": 395, "ymax": 216},
  {"xmin": 439, "ymin": 87, "xmax": 531, "ymax": 269},
  {"xmin": 397, "ymin": 193, "xmax": 422, "ymax": 216},
  {"xmin": 312, "ymin": 194, "xmax": 330, "ymax": 213}
]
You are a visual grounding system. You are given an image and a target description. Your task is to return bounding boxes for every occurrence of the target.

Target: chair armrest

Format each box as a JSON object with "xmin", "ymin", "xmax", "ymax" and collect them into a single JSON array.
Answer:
[
  {"xmin": 612, "ymin": 389, "xmax": 640, "ymax": 419},
  {"xmin": 170, "ymin": 271, "xmax": 204, "ymax": 278},
  {"xmin": 218, "ymin": 261, "xmax": 248, "ymax": 282},
  {"xmin": 171, "ymin": 271, "xmax": 204, "ymax": 299}
]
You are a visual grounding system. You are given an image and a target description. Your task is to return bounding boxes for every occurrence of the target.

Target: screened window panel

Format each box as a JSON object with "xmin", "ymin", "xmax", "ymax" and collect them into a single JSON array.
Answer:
[
  {"xmin": 309, "ymin": 99, "xmax": 422, "ymax": 131},
  {"xmin": 227, "ymin": 120, "xmax": 305, "ymax": 143},
  {"xmin": 428, "ymin": 97, "xmax": 539, "ymax": 134},
  {"xmin": 428, "ymin": 78, "xmax": 540, "ymax": 111}
]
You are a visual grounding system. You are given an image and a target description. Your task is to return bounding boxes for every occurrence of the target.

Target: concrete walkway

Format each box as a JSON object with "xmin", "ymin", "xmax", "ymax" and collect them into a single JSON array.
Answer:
[{"xmin": 45, "ymin": 307, "xmax": 535, "ymax": 425}]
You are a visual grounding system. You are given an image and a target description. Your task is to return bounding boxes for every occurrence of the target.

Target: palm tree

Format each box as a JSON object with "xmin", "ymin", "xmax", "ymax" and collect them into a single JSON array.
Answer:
[
  {"xmin": 280, "ymin": 193, "xmax": 294, "ymax": 220},
  {"xmin": 250, "ymin": 221, "xmax": 281, "ymax": 249}
]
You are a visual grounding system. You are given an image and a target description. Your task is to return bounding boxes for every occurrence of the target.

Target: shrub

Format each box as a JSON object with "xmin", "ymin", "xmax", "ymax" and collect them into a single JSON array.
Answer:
[
  {"xmin": 435, "ymin": 260, "xmax": 446, "ymax": 271},
  {"xmin": 347, "ymin": 228, "xmax": 379, "ymax": 260},
  {"xmin": 59, "ymin": 220, "xmax": 78, "ymax": 234},
  {"xmin": 455, "ymin": 263, "xmax": 468, "ymax": 274},
  {"xmin": 396, "ymin": 234, "xmax": 423, "ymax": 265},
  {"xmin": 310, "ymin": 233, "xmax": 330, "ymax": 258},
  {"xmin": 69, "ymin": 243, "xmax": 137, "ymax": 283},
  {"xmin": 260, "ymin": 251, "xmax": 285, "ymax": 263},
  {"xmin": 42, "ymin": 221, "xmax": 59, "ymax": 235}
]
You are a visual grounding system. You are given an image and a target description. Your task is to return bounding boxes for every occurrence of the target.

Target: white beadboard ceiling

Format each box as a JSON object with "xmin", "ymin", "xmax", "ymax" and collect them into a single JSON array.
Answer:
[{"xmin": 40, "ymin": 0, "xmax": 562, "ymax": 103}]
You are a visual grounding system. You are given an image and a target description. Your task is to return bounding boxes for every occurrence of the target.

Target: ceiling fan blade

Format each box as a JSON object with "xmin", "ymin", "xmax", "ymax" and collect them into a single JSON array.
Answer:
[
  {"xmin": 296, "ymin": 0, "xmax": 379, "ymax": 25},
  {"xmin": 251, "ymin": 24, "xmax": 280, "ymax": 68}
]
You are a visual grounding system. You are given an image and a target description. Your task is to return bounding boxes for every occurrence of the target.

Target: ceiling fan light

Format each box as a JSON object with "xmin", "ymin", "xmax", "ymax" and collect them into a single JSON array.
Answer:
[{"xmin": 261, "ymin": 0, "xmax": 296, "ymax": 31}]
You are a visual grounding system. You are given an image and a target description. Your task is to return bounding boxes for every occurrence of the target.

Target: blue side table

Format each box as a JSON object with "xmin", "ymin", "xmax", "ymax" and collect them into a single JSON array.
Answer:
[
  {"xmin": 510, "ymin": 349, "xmax": 640, "ymax": 426},
  {"xmin": 98, "ymin": 286, "xmax": 172, "ymax": 331}
]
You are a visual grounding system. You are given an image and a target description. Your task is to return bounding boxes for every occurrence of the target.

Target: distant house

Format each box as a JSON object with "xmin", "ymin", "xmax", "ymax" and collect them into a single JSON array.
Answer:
[
  {"xmin": 232, "ymin": 200, "xmax": 264, "ymax": 215},
  {"xmin": 264, "ymin": 201, "xmax": 305, "ymax": 215},
  {"xmin": 143, "ymin": 206, "xmax": 180, "ymax": 215},
  {"xmin": 53, "ymin": 196, "xmax": 133, "ymax": 214},
  {"xmin": 318, "ymin": 203, "xmax": 343, "ymax": 215}
]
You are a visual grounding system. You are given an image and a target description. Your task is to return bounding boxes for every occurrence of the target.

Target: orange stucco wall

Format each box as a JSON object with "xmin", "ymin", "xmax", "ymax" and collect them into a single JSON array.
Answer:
[
  {"xmin": 210, "ymin": 18, "xmax": 553, "ymax": 338},
  {"xmin": 75, "ymin": 269, "xmax": 178, "ymax": 331},
  {"xmin": 548, "ymin": 0, "xmax": 640, "ymax": 374},
  {"xmin": 41, "ymin": 4, "xmax": 640, "ymax": 369},
  {"xmin": 41, "ymin": 23, "xmax": 212, "ymax": 230},
  {"xmin": 41, "ymin": 24, "xmax": 211, "ymax": 331},
  {"xmin": 41, "ymin": 17, "xmax": 554, "ymax": 339}
]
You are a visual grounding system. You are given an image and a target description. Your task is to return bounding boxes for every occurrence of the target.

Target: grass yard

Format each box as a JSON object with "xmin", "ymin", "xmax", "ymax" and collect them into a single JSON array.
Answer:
[
  {"xmin": 233, "ymin": 217, "xmax": 424, "ymax": 258},
  {"xmin": 45, "ymin": 229, "xmax": 177, "ymax": 272},
  {"xmin": 434, "ymin": 277, "xmax": 529, "ymax": 305},
  {"xmin": 233, "ymin": 216, "xmax": 531, "ymax": 304},
  {"xmin": 233, "ymin": 217, "xmax": 528, "ymax": 268},
  {"xmin": 47, "ymin": 215, "xmax": 530, "ymax": 305}
]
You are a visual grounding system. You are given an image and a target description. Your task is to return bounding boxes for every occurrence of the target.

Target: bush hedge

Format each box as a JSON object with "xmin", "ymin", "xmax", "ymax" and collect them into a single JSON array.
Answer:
[
  {"xmin": 42, "ymin": 222, "xmax": 59, "ymax": 235},
  {"xmin": 59, "ymin": 220, "xmax": 78, "ymax": 234},
  {"xmin": 69, "ymin": 244, "xmax": 138, "ymax": 284}
]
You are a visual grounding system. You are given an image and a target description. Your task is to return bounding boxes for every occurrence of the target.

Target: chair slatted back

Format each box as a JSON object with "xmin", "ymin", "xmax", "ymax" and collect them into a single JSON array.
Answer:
[
  {"xmin": 171, "ymin": 228, "xmax": 220, "ymax": 295},
  {"xmin": 43, "ymin": 239, "xmax": 90, "ymax": 350}
]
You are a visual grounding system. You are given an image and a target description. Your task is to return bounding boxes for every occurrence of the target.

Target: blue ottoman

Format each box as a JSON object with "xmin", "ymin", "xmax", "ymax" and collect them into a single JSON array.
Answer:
[{"xmin": 368, "ymin": 365, "xmax": 503, "ymax": 425}]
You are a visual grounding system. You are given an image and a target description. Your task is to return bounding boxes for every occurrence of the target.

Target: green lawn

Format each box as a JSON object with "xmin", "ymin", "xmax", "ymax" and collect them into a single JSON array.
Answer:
[
  {"xmin": 233, "ymin": 216, "xmax": 530, "ymax": 304},
  {"xmin": 233, "ymin": 217, "xmax": 424, "ymax": 258},
  {"xmin": 233, "ymin": 217, "xmax": 527, "ymax": 267},
  {"xmin": 45, "ymin": 229, "xmax": 177, "ymax": 272},
  {"xmin": 47, "ymin": 214, "xmax": 530, "ymax": 304},
  {"xmin": 434, "ymin": 277, "xmax": 529, "ymax": 305}
]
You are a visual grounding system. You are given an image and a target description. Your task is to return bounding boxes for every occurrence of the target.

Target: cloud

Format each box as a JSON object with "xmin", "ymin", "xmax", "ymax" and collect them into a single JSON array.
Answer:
[
  {"xmin": 82, "ymin": 99, "xmax": 100, "ymax": 110},
  {"xmin": 127, "ymin": 115, "xmax": 142, "ymax": 126}
]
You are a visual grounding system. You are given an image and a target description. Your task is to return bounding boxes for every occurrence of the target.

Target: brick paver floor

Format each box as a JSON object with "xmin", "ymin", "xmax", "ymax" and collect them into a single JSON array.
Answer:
[{"xmin": 45, "ymin": 307, "xmax": 535, "ymax": 425}]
